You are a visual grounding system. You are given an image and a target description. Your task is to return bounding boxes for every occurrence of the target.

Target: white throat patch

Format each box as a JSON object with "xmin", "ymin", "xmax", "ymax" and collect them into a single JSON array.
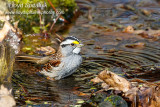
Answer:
[{"xmin": 73, "ymin": 47, "xmax": 81, "ymax": 54}]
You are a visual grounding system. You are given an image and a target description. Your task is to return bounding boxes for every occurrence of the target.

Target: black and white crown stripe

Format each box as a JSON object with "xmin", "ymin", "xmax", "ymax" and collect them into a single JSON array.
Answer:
[{"xmin": 63, "ymin": 36, "xmax": 79, "ymax": 42}]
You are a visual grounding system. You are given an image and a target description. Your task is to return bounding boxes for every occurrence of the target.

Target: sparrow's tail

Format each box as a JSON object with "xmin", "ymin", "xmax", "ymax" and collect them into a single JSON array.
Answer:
[{"xmin": 16, "ymin": 55, "xmax": 50, "ymax": 65}]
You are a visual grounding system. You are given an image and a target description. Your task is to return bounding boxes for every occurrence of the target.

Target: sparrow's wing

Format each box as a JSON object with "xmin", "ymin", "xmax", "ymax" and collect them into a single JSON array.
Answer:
[{"xmin": 42, "ymin": 60, "xmax": 61, "ymax": 72}]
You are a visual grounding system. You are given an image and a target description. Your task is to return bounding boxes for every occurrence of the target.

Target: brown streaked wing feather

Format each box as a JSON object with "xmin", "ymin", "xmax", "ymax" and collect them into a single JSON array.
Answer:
[
  {"xmin": 42, "ymin": 60, "xmax": 61, "ymax": 72},
  {"xmin": 42, "ymin": 49, "xmax": 62, "ymax": 72},
  {"xmin": 49, "ymin": 60, "xmax": 61, "ymax": 67}
]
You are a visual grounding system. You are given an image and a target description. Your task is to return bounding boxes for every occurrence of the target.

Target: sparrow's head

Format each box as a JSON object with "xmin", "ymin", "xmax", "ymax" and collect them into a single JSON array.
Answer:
[{"xmin": 60, "ymin": 36, "xmax": 83, "ymax": 56}]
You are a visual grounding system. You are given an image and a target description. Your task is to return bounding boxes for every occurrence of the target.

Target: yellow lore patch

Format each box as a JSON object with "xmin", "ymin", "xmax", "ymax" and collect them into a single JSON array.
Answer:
[{"xmin": 73, "ymin": 41, "xmax": 79, "ymax": 44}]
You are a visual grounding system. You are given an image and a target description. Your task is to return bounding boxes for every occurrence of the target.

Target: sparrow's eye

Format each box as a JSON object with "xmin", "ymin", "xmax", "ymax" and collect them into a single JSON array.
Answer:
[{"xmin": 71, "ymin": 43, "xmax": 75, "ymax": 46}]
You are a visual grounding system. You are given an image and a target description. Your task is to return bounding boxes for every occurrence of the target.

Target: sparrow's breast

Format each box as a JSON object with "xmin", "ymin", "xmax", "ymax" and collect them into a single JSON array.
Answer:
[{"xmin": 59, "ymin": 54, "xmax": 82, "ymax": 78}]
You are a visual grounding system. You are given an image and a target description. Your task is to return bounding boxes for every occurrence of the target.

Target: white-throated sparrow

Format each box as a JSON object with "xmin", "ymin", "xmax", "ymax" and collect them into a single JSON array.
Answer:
[
  {"xmin": 17, "ymin": 36, "xmax": 83, "ymax": 80},
  {"xmin": 40, "ymin": 36, "xmax": 83, "ymax": 80}
]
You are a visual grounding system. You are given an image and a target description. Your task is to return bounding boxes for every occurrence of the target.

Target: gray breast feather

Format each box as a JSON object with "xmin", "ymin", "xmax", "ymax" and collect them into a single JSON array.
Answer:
[{"xmin": 60, "ymin": 54, "xmax": 82, "ymax": 78}]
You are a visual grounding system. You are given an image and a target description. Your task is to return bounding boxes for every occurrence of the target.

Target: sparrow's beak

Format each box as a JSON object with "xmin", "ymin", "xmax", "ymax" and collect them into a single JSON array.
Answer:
[{"xmin": 77, "ymin": 44, "xmax": 84, "ymax": 48}]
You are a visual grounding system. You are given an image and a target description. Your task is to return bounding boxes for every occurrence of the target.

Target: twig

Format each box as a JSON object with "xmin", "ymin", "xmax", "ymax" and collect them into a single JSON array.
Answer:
[
  {"xmin": 18, "ymin": 83, "xmax": 28, "ymax": 94},
  {"xmin": 38, "ymin": 9, "xmax": 43, "ymax": 29},
  {"xmin": 47, "ymin": 0, "xmax": 56, "ymax": 12},
  {"xmin": 55, "ymin": 33, "xmax": 64, "ymax": 42},
  {"xmin": 47, "ymin": 0, "xmax": 68, "ymax": 23},
  {"xmin": 49, "ymin": 14, "xmax": 61, "ymax": 32}
]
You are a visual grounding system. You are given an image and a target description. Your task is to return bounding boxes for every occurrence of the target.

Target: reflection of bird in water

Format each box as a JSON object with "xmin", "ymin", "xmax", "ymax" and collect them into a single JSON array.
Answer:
[{"xmin": 16, "ymin": 36, "xmax": 84, "ymax": 80}]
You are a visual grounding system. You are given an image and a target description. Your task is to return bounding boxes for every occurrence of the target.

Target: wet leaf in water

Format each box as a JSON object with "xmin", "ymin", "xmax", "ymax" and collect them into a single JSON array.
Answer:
[
  {"xmin": 123, "ymin": 25, "xmax": 134, "ymax": 33},
  {"xmin": 140, "ymin": 9, "xmax": 151, "ymax": 16},
  {"xmin": 73, "ymin": 91, "xmax": 88, "ymax": 97},
  {"xmin": 125, "ymin": 42, "xmax": 145, "ymax": 49}
]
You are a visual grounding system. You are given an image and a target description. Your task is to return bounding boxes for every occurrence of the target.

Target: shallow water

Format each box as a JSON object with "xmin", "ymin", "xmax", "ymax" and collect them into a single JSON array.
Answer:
[{"xmin": 12, "ymin": 0, "xmax": 160, "ymax": 106}]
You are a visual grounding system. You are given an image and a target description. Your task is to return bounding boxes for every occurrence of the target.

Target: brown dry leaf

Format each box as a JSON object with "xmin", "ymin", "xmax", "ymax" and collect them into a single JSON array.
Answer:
[
  {"xmin": 36, "ymin": 46, "xmax": 56, "ymax": 55},
  {"xmin": 98, "ymin": 70, "xmax": 131, "ymax": 92},
  {"xmin": 138, "ymin": 32, "xmax": 159, "ymax": 40},
  {"xmin": 91, "ymin": 70, "xmax": 160, "ymax": 106},
  {"xmin": 72, "ymin": 87, "xmax": 80, "ymax": 90},
  {"xmin": 132, "ymin": 29, "xmax": 160, "ymax": 40},
  {"xmin": 125, "ymin": 42, "xmax": 145, "ymax": 49},
  {"xmin": 140, "ymin": 9, "xmax": 151, "ymax": 16},
  {"xmin": 138, "ymin": 32, "xmax": 151, "ymax": 38},
  {"xmin": 145, "ymin": 29, "xmax": 160, "ymax": 36},
  {"xmin": 123, "ymin": 79, "xmax": 160, "ymax": 107},
  {"xmin": 125, "ymin": 87, "xmax": 138, "ymax": 106},
  {"xmin": 123, "ymin": 26, "xmax": 134, "ymax": 33},
  {"xmin": 153, "ymin": 32, "xmax": 160, "ymax": 36},
  {"xmin": 91, "ymin": 77, "xmax": 109, "ymax": 90},
  {"xmin": 137, "ymin": 86, "xmax": 160, "ymax": 107},
  {"xmin": 101, "ymin": 83, "xmax": 109, "ymax": 90},
  {"xmin": 107, "ymin": 48, "xmax": 117, "ymax": 53},
  {"xmin": 73, "ymin": 91, "xmax": 88, "ymax": 97},
  {"xmin": 72, "ymin": 87, "xmax": 88, "ymax": 97},
  {"xmin": 150, "ymin": 86, "xmax": 160, "ymax": 107},
  {"xmin": 90, "ymin": 76, "xmax": 103, "ymax": 84}
]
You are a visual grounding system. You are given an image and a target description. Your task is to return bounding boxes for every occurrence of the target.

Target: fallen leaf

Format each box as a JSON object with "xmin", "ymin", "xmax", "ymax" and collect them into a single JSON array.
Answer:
[
  {"xmin": 36, "ymin": 46, "xmax": 56, "ymax": 55},
  {"xmin": 123, "ymin": 26, "xmax": 134, "ymax": 33},
  {"xmin": 98, "ymin": 70, "xmax": 131, "ymax": 92},
  {"xmin": 73, "ymin": 91, "xmax": 88, "ymax": 96},
  {"xmin": 125, "ymin": 42, "xmax": 145, "ymax": 49},
  {"xmin": 90, "ymin": 76, "xmax": 103, "ymax": 84}
]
